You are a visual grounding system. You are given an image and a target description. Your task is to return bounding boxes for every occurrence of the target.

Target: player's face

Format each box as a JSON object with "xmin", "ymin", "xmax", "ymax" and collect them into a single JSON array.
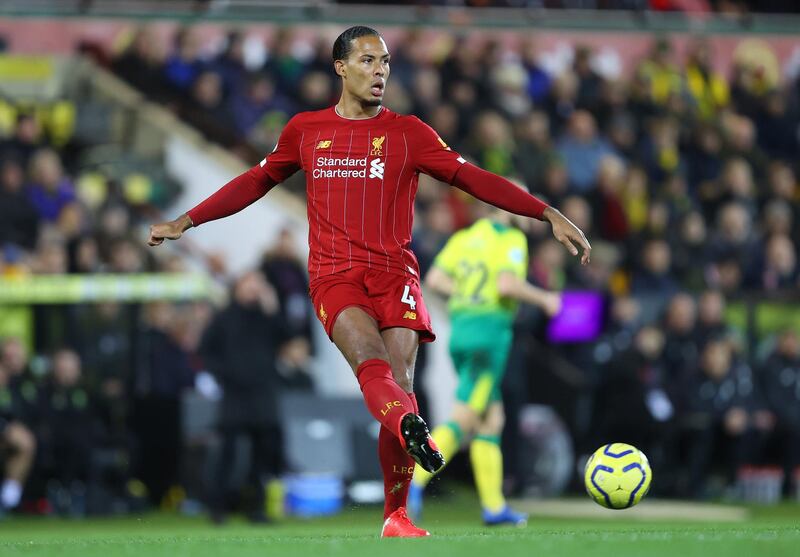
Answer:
[{"xmin": 338, "ymin": 35, "xmax": 390, "ymax": 107}]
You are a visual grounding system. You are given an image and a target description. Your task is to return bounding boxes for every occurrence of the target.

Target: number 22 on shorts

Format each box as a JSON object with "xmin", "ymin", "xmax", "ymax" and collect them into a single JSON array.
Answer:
[{"xmin": 401, "ymin": 285, "xmax": 417, "ymax": 310}]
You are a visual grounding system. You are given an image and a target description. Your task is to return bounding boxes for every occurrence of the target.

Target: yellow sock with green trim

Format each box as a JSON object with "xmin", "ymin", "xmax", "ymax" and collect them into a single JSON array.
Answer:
[
  {"xmin": 470, "ymin": 434, "xmax": 505, "ymax": 513},
  {"xmin": 412, "ymin": 421, "xmax": 461, "ymax": 488}
]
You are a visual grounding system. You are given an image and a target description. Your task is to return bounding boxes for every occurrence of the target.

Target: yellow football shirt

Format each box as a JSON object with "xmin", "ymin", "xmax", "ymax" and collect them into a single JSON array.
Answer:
[{"xmin": 433, "ymin": 218, "xmax": 528, "ymax": 318}]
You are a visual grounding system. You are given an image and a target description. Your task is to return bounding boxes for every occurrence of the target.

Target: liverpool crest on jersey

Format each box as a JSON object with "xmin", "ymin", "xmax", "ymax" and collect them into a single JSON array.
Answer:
[{"xmin": 371, "ymin": 136, "xmax": 385, "ymax": 156}]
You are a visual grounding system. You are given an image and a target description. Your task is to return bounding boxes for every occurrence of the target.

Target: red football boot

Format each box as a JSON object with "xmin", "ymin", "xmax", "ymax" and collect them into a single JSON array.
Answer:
[{"xmin": 380, "ymin": 507, "xmax": 430, "ymax": 538}]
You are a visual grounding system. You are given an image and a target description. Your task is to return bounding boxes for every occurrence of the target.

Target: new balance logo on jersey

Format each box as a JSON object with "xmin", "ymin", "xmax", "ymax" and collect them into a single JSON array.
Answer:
[
  {"xmin": 403, "ymin": 311, "xmax": 417, "ymax": 320},
  {"xmin": 316, "ymin": 140, "xmax": 332, "ymax": 149},
  {"xmin": 369, "ymin": 158, "xmax": 385, "ymax": 180}
]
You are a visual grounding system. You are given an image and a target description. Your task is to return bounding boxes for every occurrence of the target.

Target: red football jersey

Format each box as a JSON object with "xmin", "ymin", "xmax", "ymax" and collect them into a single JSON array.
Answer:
[{"xmin": 259, "ymin": 106, "xmax": 466, "ymax": 282}]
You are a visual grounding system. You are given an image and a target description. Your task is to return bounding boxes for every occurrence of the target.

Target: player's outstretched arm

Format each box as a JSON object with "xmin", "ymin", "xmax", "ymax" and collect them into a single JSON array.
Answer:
[
  {"xmin": 147, "ymin": 214, "xmax": 193, "ymax": 246},
  {"xmin": 146, "ymin": 164, "xmax": 278, "ymax": 248},
  {"xmin": 147, "ymin": 115, "xmax": 301, "ymax": 249},
  {"xmin": 497, "ymin": 272, "xmax": 562, "ymax": 316},
  {"xmin": 450, "ymin": 163, "xmax": 591, "ymax": 265}
]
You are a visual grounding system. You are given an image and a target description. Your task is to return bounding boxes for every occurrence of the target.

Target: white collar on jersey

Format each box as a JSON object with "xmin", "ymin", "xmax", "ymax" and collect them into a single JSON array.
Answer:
[{"xmin": 334, "ymin": 105, "xmax": 385, "ymax": 120}]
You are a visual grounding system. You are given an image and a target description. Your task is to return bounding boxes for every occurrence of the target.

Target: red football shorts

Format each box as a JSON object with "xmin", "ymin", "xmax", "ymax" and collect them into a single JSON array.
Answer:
[{"xmin": 309, "ymin": 267, "xmax": 435, "ymax": 343}]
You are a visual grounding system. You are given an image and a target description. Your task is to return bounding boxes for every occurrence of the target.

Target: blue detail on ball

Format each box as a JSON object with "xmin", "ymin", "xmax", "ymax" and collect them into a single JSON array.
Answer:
[
  {"xmin": 590, "ymin": 464, "xmax": 614, "ymax": 508},
  {"xmin": 603, "ymin": 443, "xmax": 633, "ymax": 458},
  {"xmin": 622, "ymin": 462, "xmax": 647, "ymax": 508}
]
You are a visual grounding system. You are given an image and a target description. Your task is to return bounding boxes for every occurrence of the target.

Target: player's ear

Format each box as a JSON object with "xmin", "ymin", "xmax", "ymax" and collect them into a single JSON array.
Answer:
[{"xmin": 334, "ymin": 59, "xmax": 346, "ymax": 79}]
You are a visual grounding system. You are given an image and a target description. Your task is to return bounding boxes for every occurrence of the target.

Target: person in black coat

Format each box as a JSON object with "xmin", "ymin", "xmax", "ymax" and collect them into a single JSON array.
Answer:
[
  {"xmin": 592, "ymin": 325, "xmax": 679, "ymax": 494},
  {"xmin": 0, "ymin": 157, "xmax": 39, "ymax": 250},
  {"xmin": 682, "ymin": 337, "xmax": 771, "ymax": 498},
  {"xmin": 760, "ymin": 329, "xmax": 800, "ymax": 496},
  {"xmin": 200, "ymin": 270, "xmax": 293, "ymax": 523},
  {"xmin": 131, "ymin": 302, "xmax": 195, "ymax": 507},
  {"xmin": 36, "ymin": 349, "xmax": 97, "ymax": 516}
]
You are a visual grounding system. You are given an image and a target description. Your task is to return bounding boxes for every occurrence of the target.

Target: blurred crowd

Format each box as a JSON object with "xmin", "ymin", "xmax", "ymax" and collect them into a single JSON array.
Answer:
[
  {"xmin": 0, "ymin": 92, "xmax": 314, "ymax": 516},
  {"xmin": 2, "ymin": 21, "xmax": 800, "ymax": 517}
]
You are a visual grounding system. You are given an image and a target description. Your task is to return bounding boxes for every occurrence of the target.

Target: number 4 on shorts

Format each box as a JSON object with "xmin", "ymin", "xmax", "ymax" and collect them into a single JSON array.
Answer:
[{"xmin": 401, "ymin": 285, "xmax": 417, "ymax": 310}]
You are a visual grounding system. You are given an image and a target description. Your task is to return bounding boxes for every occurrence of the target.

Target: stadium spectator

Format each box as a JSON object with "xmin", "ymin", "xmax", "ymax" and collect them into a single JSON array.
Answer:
[
  {"xmin": 695, "ymin": 290, "xmax": 730, "ymax": 347},
  {"xmin": 556, "ymin": 110, "xmax": 614, "ymax": 193},
  {"xmin": 36, "ymin": 349, "xmax": 95, "ymax": 516},
  {"xmin": 670, "ymin": 211, "xmax": 708, "ymax": 290},
  {"xmin": 131, "ymin": 302, "xmax": 195, "ymax": 507},
  {"xmin": 589, "ymin": 155, "xmax": 629, "ymax": 242},
  {"xmin": 0, "ymin": 364, "xmax": 36, "ymax": 515},
  {"xmin": 228, "ymin": 73, "xmax": 293, "ymax": 139},
  {"xmin": 707, "ymin": 202, "xmax": 759, "ymax": 275},
  {"xmin": 200, "ymin": 271, "xmax": 293, "ymax": 524},
  {"xmin": 520, "ymin": 38, "xmax": 551, "ymax": 103},
  {"xmin": 0, "ymin": 157, "xmax": 39, "ymax": 250},
  {"xmin": 75, "ymin": 302, "xmax": 133, "ymax": 436},
  {"xmin": 164, "ymin": 27, "xmax": 206, "ymax": 93},
  {"xmin": 544, "ymin": 71, "xmax": 579, "ymax": 136},
  {"xmin": 0, "ymin": 114, "xmax": 43, "ymax": 167},
  {"xmin": 755, "ymin": 89, "xmax": 799, "ymax": 160},
  {"xmin": 630, "ymin": 238, "xmax": 678, "ymax": 297},
  {"xmin": 760, "ymin": 329, "xmax": 800, "ymax": 496},
  {"xmin": 636, "ymin": 37, "xmax": 681, "ymax": 107},
  {"xmin": 572, "ymin": 45, "xmax": 603, "ymax": 113},
  {"xmin": 260, "ymin": 229, "xmax": 315, "ymax": 389},
  {"xmin": 25, "ymin": 149, "xmax": 75, "ymax": 223},
  {"xmin": 684, "ymin": 38, "xmax": 729, "ymax": 119},
  {"xmin": 210, "ymin": 30, "xmax": 249, "ymax": 97},
  {"xmin": 0, "ymin": 338, "xmax": 39, "ymax": 427},
  {"xmin": 682, "ymin": 337, "xmax": 765, "ymax": 498},
  {"xmin": 181, "ymin": 70, "xmax": 240, "ymax": 148},
  {"xmin": 112, "ymin": 26, "xmax": 172, "ymax": 102},
  {"xmin": 514, "ymin": 111, "xmax": 556, "ymax": 195},
  {"xmin": 263, "ymin": 28, "xmax": 306, "ymax": 98},
  {"xmin": 686, "ymin": 123, "xmax": 724, "ymax": 194},
  {"xmin": 758, "ymin": 234, "xmax": 799, "ymax": 291},
  {"xmin": 0, "ymin": 338, "xmax": 38, "ymax": 514},
  {"xmin": 466, "ymin": 111, "xmax": 515, "ymax": 177},
  {"xmin": 661, "ymin": 293, "xmax": 698, "ymax": 385},
  {"xmin": 595, "ymin": 326, "xmax": 676, "ymax": 492}
]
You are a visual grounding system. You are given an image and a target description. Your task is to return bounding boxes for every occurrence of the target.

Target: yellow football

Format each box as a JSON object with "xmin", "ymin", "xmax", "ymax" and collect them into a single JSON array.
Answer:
[{"xmin": 584, "ymin": 443, "xmax": 652, "ymax": 509}]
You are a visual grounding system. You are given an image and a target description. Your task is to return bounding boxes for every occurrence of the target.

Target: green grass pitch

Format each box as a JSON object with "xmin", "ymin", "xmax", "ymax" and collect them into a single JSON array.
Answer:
[{"xmin": 2, "ymin": 492, "xmax": 798, "ymax": 557}]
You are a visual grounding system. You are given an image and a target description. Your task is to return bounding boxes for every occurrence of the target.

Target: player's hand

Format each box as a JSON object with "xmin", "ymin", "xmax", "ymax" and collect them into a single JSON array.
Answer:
[
  {"xmin": 543, "ymin": 207, "xmax": 591, "ymax": 265},
  {"xmin": 541, "ymin": 291, "xmax": 563, "ymax": 317},
  {"xmin": 147, "ymin": 214, "xmax": 193, "ymax": 246}
]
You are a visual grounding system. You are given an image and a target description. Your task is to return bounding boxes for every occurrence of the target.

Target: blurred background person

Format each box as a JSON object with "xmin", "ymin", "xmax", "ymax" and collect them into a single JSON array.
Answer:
[{"xmin": 200, "ymin": 270, "xmax": 295, "ymax": 524}]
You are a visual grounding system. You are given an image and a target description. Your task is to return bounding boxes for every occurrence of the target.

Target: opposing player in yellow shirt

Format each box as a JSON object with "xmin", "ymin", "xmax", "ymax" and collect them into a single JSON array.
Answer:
[{"xmin": 409, "ymin": 198, "xmax": 562, "ymax": 526}]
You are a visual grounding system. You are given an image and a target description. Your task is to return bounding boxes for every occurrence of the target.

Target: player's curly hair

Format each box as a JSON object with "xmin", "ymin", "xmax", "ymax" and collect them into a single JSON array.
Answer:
[{"xmin": 332, "ymin": 26, "xmax": 382, "ymax": 62}]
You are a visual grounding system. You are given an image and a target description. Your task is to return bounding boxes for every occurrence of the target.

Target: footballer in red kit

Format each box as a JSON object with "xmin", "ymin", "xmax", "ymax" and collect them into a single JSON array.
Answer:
[{"xmin": 148, "ymin": 25, "xmax": 591, "ymax": 537}]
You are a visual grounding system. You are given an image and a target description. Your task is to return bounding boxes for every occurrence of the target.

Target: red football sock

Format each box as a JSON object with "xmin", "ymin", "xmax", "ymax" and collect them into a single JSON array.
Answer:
[
  {"xmin": 356, "ymin": 359, "xmax": 415, "ymax": 438},
  {"xmin": 379, "ymin": 424, "xmax": 415, "ymax": 518}
]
